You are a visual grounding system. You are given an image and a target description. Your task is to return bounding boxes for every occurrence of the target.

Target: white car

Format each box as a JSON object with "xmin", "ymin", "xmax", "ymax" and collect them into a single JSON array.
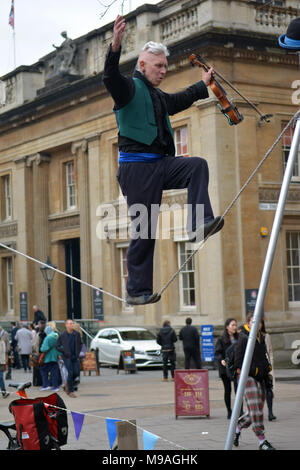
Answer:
[{"xmin": 90, "ymin": 327, "xmax": 162, "ymax": 368}]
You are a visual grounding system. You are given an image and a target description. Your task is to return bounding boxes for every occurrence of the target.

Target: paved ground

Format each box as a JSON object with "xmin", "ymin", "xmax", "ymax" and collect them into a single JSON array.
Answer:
[{"xmin": 0, "ymin": 366, "xmax": 299, "ymax": 451}]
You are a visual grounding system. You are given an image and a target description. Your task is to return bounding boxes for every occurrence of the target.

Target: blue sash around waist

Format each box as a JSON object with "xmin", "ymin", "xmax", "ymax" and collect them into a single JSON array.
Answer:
[{"xmin": 119, "ymin": 151, "xmax": 164, "ymax": 163}]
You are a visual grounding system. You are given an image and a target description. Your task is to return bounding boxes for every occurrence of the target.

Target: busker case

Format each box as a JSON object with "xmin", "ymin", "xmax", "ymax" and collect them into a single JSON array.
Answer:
[{"xmin": 9, "ymin": 393, "xmax": 68, "ymax": 450}]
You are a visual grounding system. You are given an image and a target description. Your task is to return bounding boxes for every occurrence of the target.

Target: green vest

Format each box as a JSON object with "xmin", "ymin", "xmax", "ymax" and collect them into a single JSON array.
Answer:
[{"xmin": 115, "ymin": 78, "xmax": 174, "ymax": 146}]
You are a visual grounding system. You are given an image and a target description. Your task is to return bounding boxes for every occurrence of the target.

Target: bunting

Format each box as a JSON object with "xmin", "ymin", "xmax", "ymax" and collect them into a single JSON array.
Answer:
[
  {"xmin": 71, "ymin": 411, "xmax": 85, "ymax": 440},
  {"xmin": 143, "ymin": 430, "xmax": 159, "ymax": 450}
]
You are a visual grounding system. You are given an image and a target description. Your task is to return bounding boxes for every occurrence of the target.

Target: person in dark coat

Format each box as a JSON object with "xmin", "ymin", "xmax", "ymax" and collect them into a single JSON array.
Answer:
[
  {"xmin": 215, "ymin": 318, "xmax": 240, "ymax": 419},
  {"xmin": 103, "ymin": 15, "xmax": 224, "ymax": 306},
  {"xmin": 10, "ymin": 322, "xmax": 21, "ymax": 369},
  {"xmin": 179, "ymin": 318, "xmax": 201, "ymax": 369},
  {"xmin": 32, "ymin": 305, "xmax": 46, "ymax": 326},
  {"xmin": 56, "ymin": 319, "xmax": 82, "ymax": 397},
  {"xmin": 156, "ymin": 320, "xmax": 177, "ymax": 381},
  {"xmin": 233, "ymin": 313, "xmax": 275, "ymax": 450}
]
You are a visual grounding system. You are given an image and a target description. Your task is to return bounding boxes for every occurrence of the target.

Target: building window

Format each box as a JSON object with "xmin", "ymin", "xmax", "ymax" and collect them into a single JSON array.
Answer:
[
  {"xmin": 175, "ymin": 126, "xmax": 189, "ymax": 157},
  {"xmin": 286, "ymin": 231, "xmax": 300, "ymax": 302},
  {"xmin": 2, "ymin": 257, "xmax": 14, "ymax": 311},
  {"xmin": 178, "ymin": 242, "xmax": 196, "ymax": 308},
  {"xmin": 65, "ymin": 162, "xmax": 76, "ymax": 209},
  {"xmin": 282, "ymin": 122, "xmax": 300, "ymax": 181},
  {"xmin": 0, "ymin": 174, "xmax": 12, "ymax": 221}
]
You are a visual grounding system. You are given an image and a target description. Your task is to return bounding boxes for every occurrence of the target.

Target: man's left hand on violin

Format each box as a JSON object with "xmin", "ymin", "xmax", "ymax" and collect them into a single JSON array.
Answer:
[{"xmin": 202, "ymin": 67, "xmax": 214, "ymax": 86}]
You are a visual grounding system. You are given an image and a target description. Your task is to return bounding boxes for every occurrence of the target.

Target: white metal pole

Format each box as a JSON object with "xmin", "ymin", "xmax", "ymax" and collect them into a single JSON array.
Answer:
[{"xmin": 224, "ymin": 117, "xmax": 300, "ymax": 450}]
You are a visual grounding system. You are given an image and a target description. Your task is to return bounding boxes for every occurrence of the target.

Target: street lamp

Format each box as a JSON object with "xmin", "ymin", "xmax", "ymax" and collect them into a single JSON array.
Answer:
[{"xmin": 40, "ymin": 256, "xmax": 56, "ymax": 321}]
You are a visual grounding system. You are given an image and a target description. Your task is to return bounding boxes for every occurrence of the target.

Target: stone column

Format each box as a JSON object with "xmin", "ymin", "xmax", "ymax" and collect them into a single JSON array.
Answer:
[
  {"xmin": 27, "ymin": 153, "xmax": 51, "ymax": 316},
  {"xmin": 86, "ymin": 132, "xmax": 102, "ymax": 294},
  {"xmin": 71, "ymin": 139, "xmax": 92, "ymax": 318},
  {"xmin": 13, "ymin": 156, "xmax": 33, "ymax": 319}
]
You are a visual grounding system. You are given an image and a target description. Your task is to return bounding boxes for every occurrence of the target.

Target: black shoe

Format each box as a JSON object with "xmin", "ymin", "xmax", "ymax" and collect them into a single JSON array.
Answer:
[
  {"xmin": 188, "ymin": 216, "xmax": 224, "ymax": 243},
  {"xmin": 126, "ymin": 292, "xmax": 161, "ymax": 305},
  {"xmin": 268, "ymin": 414, "xmax": 277, "ymax": 421},
  {"xmin": 259, "ymin": 440, "xmax": 276, "ymax": 450},
  {"xmin": 227, "ymin": 410, "xmax": 232, "ymax": 419},
  {"xmin": 233, "ymin": 432, "xmax": 240, "ymax": 447}
]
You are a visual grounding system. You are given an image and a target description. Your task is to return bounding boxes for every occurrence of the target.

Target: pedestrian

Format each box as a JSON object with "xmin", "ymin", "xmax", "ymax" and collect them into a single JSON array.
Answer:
[
  {"xmin": 261, "ymin": 319, "xmax": 276, "ymax": 421},
  {"xmin": 39, "ymin": 323, "xmax": 60, "ymax": 392},
  {"xmin": 73, "ymin": 323, "xmax": 86, "ymax": 390},
  {"xmin": 32, "ymin": 305, "xmax": 46, "ymax": 327},
  {"xmin": 215, "ymin": 318, "xmax": 240, "ymax": 419},
  {"xmin": 233, "ymin": 312, "xmax": 276, "ymax": 450},
  {"xmin": 156, "ymin": 320, "xmax": 177, "ymax": 381},
  {"xmin": 10, "ymin": 322, "xmax": 21, "ymax": 369},
  {"xmin": 56, "ymin": 319, "xmax": 82, "ymax": 397},
  {"xmin": 32, "ymin": 320, "xmax": 47, "ymax": 386},
  {"xmin": 29, "ymin": 323, "xmax": 37, "ymax": 342},
  {"xmin": 103, "ymin": 15, "xmax": 224, "ymax": 306},
  {"xmin": 0, "ymin": 326, "xmax": 9, "ymax": 398},
  {"xmin": 179, "ymin": 318, "xmax": 201, "ymax": 369},
  {"xmin": 15, "ymin": 323, "xmax": 32, "ymax": 372}
]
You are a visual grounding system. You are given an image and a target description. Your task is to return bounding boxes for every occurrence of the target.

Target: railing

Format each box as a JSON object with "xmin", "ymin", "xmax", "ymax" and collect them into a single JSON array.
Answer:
[
  {"xmin": 254, "ymin": 3, "xmax": 298, "ymax": 30},
  {"xmin": 160, "ymin": 7, "xmax": 199, "ymax": 43}
]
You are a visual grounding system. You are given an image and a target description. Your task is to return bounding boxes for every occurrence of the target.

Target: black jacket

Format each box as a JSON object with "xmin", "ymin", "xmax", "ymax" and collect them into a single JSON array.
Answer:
[
  {"xmin": 157, "ymin": 326, "xmax": 177, "ymax": 352},
  {"xmin": 56, "ymin": 330, "xmax": 82, "ymax": 360},
  {"xmin": 33, "ymin": 310, "xmax": 46, "ymax": 325},
  {"xmin": 179, "ymin": 325, "xmax": 200, "ymax": 350},
  {"xmin": 215, "ymin": 334, "xmax": 238, "ymax": 377},
  {"xmin": 234, "ymin": 325, "xmax": 271, "ymax": 382},
  {"xmin": 103, "ymin": 45, "xmax": 209, "ymax": 156}
]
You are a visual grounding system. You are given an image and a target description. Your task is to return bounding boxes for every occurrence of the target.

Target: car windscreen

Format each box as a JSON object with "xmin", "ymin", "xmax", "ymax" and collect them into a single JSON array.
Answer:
[{"xmin": 119, "ymin": 330, "xmax": 156, "ymax": 341}]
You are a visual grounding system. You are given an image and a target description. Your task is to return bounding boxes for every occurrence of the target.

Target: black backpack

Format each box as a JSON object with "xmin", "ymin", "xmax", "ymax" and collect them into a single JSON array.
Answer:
[{"xmin": 225, "ymin": 342, "xmax": 237, "ymax": 381}]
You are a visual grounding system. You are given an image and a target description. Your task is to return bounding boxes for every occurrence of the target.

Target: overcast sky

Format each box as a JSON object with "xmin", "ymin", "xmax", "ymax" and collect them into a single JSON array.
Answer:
[{"xmin": 0, "ymin": 0, "xmax": 160, "ymax": 77}]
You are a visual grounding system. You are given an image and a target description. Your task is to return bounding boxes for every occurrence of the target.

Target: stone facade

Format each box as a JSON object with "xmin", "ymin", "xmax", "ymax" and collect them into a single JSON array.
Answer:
[{"xmin": 0, "ymin": 0, "xmax": 300, "ymax": 365}]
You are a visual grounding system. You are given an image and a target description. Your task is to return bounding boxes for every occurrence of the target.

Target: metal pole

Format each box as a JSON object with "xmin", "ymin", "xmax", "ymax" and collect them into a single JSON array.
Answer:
[
  {"xmin": 48, "ymin": 283, "xmax": 52, "ymax": 321},
  {"xmin": 224, "ymin": 117, "xmax": 300, "ymax": 450}
]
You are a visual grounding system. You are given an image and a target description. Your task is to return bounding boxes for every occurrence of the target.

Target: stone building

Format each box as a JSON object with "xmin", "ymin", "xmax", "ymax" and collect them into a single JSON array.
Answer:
[{"xmin": 0, "ymin": 0, "xmax": 300, "ymax": 363}]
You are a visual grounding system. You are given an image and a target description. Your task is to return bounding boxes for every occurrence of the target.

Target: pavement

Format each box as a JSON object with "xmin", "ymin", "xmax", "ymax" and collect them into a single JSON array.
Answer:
[{"xmin": 0, "ymin": 366, "xmax": 299, "ymax": 452}]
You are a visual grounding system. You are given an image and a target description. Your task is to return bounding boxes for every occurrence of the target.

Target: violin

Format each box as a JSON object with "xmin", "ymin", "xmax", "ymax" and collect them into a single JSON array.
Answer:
[{"xmin": 190, "ymin": 53, "xmax": 244, "ymax": 126}]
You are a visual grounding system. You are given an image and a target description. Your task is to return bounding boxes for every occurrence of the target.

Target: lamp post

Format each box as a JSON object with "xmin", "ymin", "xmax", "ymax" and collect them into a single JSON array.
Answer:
[{"xmin": 40, "ymin": 256, "xmax": 56, "ymax": 321}]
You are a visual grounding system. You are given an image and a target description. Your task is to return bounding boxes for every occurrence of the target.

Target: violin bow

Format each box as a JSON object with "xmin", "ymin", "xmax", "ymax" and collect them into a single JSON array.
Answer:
[{"xmin": 194, "ymin": 54, "xmax": 273, "ymax": 124}]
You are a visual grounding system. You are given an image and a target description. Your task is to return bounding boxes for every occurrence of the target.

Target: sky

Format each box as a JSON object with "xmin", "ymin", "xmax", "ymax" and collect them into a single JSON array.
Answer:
[{"xmin": 0, "ymin": 0, "xmax": 161, "ymax": 77}]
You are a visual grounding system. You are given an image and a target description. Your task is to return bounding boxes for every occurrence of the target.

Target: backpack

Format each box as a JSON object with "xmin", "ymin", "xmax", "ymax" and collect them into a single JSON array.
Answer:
[
  {"xmin": 225, "ymin": 342, "xmax": 237, "ymax": 381},
  {"xmin": 10, "ymin": 393, "xmax": 68, "ymax": 450}
]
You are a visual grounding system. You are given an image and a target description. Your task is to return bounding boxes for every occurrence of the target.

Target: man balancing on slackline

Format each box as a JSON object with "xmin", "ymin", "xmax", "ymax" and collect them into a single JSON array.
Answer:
[{"xmin": 103, "ymin": 15, "xmax": 224, "ymax": 306}]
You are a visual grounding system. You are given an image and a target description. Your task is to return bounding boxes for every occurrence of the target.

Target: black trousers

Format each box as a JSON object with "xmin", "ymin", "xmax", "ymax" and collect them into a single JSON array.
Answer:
[
  {"xmin": 162, "ymin": 350, "xmax": 176, "ymax": 379},
  {"xmin": 184, "ymin": 347, "xmax": 202, "ymax": 369},
  {"xmin": 220, "ymin": 373, "xmax": 239, "ymax": 413},
  {"xmin": 117, "ymin": 156, "xmax": 214, "ymax": 296}
]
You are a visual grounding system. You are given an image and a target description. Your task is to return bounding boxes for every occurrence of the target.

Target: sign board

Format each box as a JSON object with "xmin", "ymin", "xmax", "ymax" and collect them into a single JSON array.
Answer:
[
  {"xmin": 93, "ymin": 289, "xmax": 104, "ymax": 321},
  {"xmin": 82, "ymin": 351, "xmax": 99, "ymax": 376},
  {"xmin": 119, "ymin": 349, "xmax": 137, "ymax": 373},
  {"xmin": 201, "ymin": 325, "xmax": 214, "ymax": 362},
  {"xmin": 20, "ymin": 292, "xmax": 28, "ymax": 322},
  {"xmin": 245, "ymin": 289, "xmax": 260, "ymax": 316},
  {"xmin": 174, "ymin": 369, "xmax": 210, "ymax": 419}
]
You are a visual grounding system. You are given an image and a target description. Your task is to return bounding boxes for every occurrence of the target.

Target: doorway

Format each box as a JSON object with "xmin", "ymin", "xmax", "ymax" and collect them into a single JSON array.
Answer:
[{"xmin": 65, "ymin": 238, "xmax": 81, "ymax": 319}]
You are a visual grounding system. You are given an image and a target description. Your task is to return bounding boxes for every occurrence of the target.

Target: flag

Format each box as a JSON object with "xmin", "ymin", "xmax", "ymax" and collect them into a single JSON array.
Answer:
[
  {"xmin": 143, "ymin": 430, "xmax": 159, "ymax": 450},
  {"xmin": 105, "ymin": 418, "xmax": 121, "ymax": 449},
  {"xmin": 9, "ymin": 0, "xmax": 15, "ymax": 29},
  {"xmin": 71, "ymin": 412, "xmax": 85, "ymax": 440}
]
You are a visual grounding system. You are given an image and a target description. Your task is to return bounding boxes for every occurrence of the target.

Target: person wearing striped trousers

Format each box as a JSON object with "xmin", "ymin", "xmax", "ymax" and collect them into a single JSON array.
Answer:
[{"xmin": 233, "ymin": 313, "xmax": 276, "ymax": 450}]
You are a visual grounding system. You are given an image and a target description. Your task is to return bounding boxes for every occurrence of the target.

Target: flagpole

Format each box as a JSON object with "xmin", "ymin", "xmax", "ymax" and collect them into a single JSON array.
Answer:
[
  {"xmin": 9, "ymin": 0, "xmax": 16, "ymax": 69},
  {"xmin": 13, "ymin": 0, "xmax": 16, "ymax": 68},
  {"xmin": 13, "ymin": 29, "xmax": 16, "ymax": 69}
]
